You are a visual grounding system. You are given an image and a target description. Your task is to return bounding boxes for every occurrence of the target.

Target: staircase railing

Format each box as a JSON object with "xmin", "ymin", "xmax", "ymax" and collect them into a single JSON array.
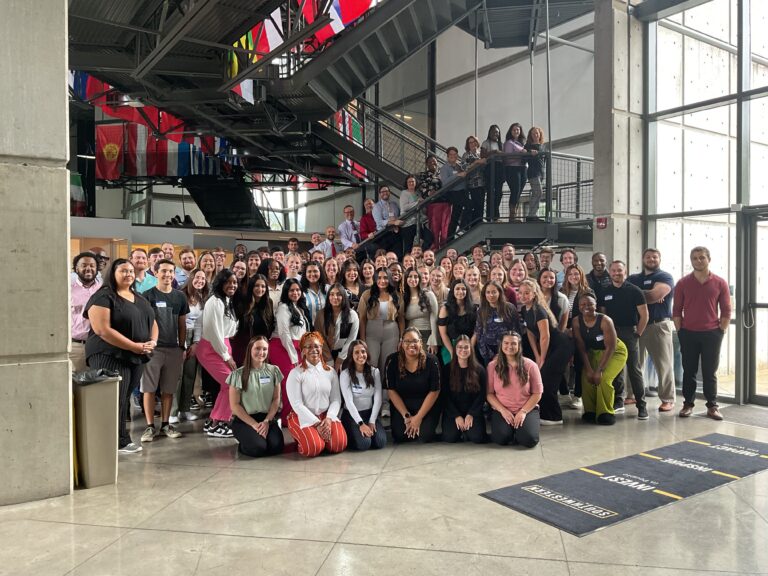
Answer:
[{"xmin": 324, "ymin": 97, "xmax": 448, "ymax": 182}]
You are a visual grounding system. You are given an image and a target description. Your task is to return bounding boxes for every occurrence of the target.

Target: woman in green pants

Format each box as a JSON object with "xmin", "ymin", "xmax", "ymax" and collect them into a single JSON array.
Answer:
[{"xmin": 572, "ymin": 293, "xmax": 627, "ymax": 425}]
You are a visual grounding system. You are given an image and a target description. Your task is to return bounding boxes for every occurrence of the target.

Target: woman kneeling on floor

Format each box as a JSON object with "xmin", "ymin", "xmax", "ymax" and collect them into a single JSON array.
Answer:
[
  {"xmin": 285, "ymin": 332, "xmax": 348, "ymax": 457},
  {"xmin": 340, "ymin": 340, "xmax": 387, "ymax": 450},
  {"xmin": 227, "ymin": 336, "xmax": 284, "ymax": 457},
  {"xmin": 486, "ymin": 332, "xmax": 543, "ymax": 448},
  {"xmin": 571, "ymin": 292, "xmax": 628, "ymax": 425}
]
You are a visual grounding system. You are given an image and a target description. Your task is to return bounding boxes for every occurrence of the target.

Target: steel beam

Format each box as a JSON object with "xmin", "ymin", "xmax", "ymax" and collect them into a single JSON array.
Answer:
[
  {"xmin": 633, "ymin": 0, "xmax": 712, "ymax": 22},
  {"xmin": 133, "ymin": 0, "xmax": 221, "ymax": 80}
]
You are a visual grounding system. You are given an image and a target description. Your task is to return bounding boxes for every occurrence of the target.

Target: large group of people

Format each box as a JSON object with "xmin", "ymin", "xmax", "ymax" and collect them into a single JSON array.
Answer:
[{"xmin": 70, "ymin": 232, "xmax": 731, "ymax": 458}]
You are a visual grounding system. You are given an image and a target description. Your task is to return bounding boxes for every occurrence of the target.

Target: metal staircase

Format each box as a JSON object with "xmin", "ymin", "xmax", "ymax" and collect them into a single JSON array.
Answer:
[
  {"xmin": 272, "ymin": 0, "xmax": 485, "ymax": 119},
  {"xmin": 312, "ymin": 97, "xmax": 448, "ymax": 186}
]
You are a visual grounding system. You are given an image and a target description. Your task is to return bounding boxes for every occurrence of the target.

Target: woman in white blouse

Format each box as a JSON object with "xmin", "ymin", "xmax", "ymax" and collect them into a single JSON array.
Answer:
[
  {"xmin": 286, "ymin": 332, "xmax": 348, "ymax": 457},
  {"xmin": 313, "ymin": 284, "xmax": 359, "ymax": 370},
  {"xmin": 340, "ymin": 340, "xmax": 386, "ymax": 450},
  {"xmin": 269, "ymin": 278, "xmax": 311, "ymax": 423}
]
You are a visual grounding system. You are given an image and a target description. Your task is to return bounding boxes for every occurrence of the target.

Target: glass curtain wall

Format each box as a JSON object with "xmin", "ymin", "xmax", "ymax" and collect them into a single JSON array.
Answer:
[{"xmin": 645, "ymin": 0, "xmax": 768, "ymax": 403}]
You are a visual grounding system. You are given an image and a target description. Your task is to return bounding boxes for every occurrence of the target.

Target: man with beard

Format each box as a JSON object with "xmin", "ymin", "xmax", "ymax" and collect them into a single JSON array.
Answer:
[
  {"xmin": 131, "ymin": 248, "xmax": 157, "ymax": 294},
  {"xmin": 629, "ymin": 248, "xmax": 676, "ymax": 410},
  {"xmin": 501, "ymin": 243, "xmax": 516, "ymax": 270},
  {"xmin": 176, "ymin": 246, "xmax": 197, "ymax": 289},
  {"xmin": 70, "ymin": 251, "xmax": 102, "ymax": 372},
  {"xmin": 587, "ymin": 252, "xmax": 611, "ymax": 299},
  {"xmin": 422, "ymin": 250, "xmax": 436, "ymax": 269}
]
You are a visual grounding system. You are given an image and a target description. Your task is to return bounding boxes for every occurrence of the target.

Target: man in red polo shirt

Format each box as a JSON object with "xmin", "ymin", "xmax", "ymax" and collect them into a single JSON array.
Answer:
[{"xmin": 673, "ymin": 246, "xmax": 731, "ymax": 420}]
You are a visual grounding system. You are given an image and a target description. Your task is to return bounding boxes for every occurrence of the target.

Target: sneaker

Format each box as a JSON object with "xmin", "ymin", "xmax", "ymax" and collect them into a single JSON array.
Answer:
[
  {"xmin": 645, "ymin": 388, "xmax": 659, "ymax": 398},
  {"xmin": 208, "ymin": 423, "xmax": 233, "ymax": 438},
  {"xmin": 141, "ymin": 426, "xmax": 156, "ymax": 443},
  {"xmin": 637, "ymin": 405, "xmax": 649, "ymax": 420},
  {"xmin": 203, "ymin": 419, "xmax": 214, "ymax": 433},
  {"xmin": 381, "ymin": 408, "xmax": 390, "ymax": 418},
  {"xmin": 182, "ymin": 411, "xmax": 199, "ymax": 421},
  {"xmin": 132, "ymin": 394, "xmax": 141, "ymax": 409},
  {"xmin": 169, "ymin": 415, "xmax": 180, "ymax": 425},
  {"xmin": 189, "ymin": 399, "xmax": 201, "ymax": 411},
  {"xmin": 203, "ymin": 393, "xmax": 214, "ymax": 408},
  {"xmin": 161, "ymin": 424, "xmax": 182, "ymax": 438},
  {"xmin": 569, "ymin": 395, "xmax": 583, "ymax": 410},
  {"xmin": 558, "ymin": 394, "xmax": 572, "ymax": 406},
  {"xmin": 540, "ymin": 419, "xmax": 564, "ymax": 426},
  {"xmin": 118, "ymin": 442, "xmax": 143, "ymax": 454}
]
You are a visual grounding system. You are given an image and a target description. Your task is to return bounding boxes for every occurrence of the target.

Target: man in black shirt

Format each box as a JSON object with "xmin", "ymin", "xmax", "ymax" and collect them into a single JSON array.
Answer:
[
  {"xmin": 587, "ymin": 252, "xmax": 611, "ymax": 298},
  {"xmin": 599, "ymin": 260, "xmax": 649, "ymax": 420},
  {"xmin": 140, "ymin": 259, "xmax": 190, "ymax": 442}
]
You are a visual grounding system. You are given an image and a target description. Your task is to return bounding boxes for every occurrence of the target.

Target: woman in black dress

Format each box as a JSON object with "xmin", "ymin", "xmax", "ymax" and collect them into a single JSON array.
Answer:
[{"xmin": 437, "ymin": 279, "xmax": 477, "ymax": 365}]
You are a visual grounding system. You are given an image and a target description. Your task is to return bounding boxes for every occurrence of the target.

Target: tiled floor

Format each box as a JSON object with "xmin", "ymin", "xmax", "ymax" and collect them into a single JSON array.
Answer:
[{"xmin": 3, "ymin": 402, "xmax": 768, "ymax": 576}]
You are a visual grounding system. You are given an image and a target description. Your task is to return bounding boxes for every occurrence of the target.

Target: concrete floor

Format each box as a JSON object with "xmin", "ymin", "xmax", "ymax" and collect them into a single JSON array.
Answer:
[{"xmin": 3, "ymin": 401, "xmax": 768, "ymax": 576}]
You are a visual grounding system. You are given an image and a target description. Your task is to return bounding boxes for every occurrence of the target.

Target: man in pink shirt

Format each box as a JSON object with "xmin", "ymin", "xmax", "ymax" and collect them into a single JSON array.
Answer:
[
  {"xmin": 672, "ymin": 246, "xmax": 731, "ymax": 420},
  {"xmin": 70, "ymin": 251, "xmax": 102, "ymax": 372}
]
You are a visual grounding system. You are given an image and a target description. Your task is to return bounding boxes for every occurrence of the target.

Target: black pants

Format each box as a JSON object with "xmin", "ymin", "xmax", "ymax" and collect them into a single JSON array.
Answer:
[
  {"xmin": 341, "ymin": 408, "xmax": 387, "ymax": 450},
  {"xmin": 613, "ymin": 327, "xmax": 646, "ymax": 407},
  {"xmin": 442, "ymin": 410, "xmax": 487, "ymax": 443},
  {"xmin": 448, "ymin": 188, "xmax": 470, "ymax": 236},
  {"xmin": 468, "ymin": 186, "xmax": 485, "ymax": 226},
  {"xmin": 391, "ymin": 399, "xmax": 440, "ymax": 443},
  {"xmin": 231, "ymin": 414, "xmax": 284, "ymax": 457},
  {"xmin": 490, "ymin": 408, "xmax": 540, "ymax": 448},
  {"xmin": 486, "ymin": 164, "xmax": 504, "ymax": 219},
  {"xmin": 400, "ymin": 224, "xmax": 417, "ymax": 258},
  {"xmin": 538, "ymin": 334, "xmax": 574, "ymax": 421},
  {"xmin": 504, "ymin": 165, "xmax": 526, "ymax": 218},
  {"xmin": 201, "ymin": 366, "xmax": 218, "ymax": 397},
  {"xmin": 679, "ymin": 328, "xmax": 724, "ymax": 408},
  {"xmin": 87, "ymin": 353, "xmax": 144, "ymax": 448}
]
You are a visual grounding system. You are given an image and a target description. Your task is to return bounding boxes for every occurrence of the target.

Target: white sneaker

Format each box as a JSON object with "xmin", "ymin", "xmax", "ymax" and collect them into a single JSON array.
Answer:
[
  {"xmin": 182, "ymin": 411, "xmax": 199, "ymax": 421},
  {"xmin": 118, "ymin": 442, "xmax": 143, "ymax": 454},
  {"xmin": 558, "ymin": 394, "xmax": 572, "ymax": 406},
  {"xmin": 540, "ymin": 419, "xmax": 564, "ymax": 426},
  {"xmin": 569, "ymin": 395, "xmax": 583, "ymax": 409},
  {"xmin": 169, "ymin": 415, "xmax": 180, "ymax": 424}
]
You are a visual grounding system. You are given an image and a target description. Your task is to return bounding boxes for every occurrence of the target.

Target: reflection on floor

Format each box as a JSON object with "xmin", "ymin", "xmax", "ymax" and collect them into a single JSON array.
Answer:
[{"xmin": 3, "ymin": 400, "xmax": 768, "ymax": 576}]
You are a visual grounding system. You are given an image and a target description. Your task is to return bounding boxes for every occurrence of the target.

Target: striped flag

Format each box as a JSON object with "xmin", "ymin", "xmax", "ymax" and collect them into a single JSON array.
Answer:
[{"xmin": 230, "ymin": 8, "xmax": 283, "ymax": 104}]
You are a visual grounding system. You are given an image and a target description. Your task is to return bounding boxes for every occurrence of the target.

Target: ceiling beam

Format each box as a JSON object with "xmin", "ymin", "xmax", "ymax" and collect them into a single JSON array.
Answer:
[
  {"xmin": 633, "ymin": 0, "xmax": 712, "ymax": 22},
  {"xmin": 70, "ymin": 49, "xmax": 223, "ymax": 78},
  {"xmin": 133, "ymin": 0, "xmax": 221, "ymax": 79}
]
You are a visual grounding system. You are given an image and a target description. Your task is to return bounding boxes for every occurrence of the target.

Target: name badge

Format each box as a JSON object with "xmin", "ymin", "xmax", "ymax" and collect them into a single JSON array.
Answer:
[
  {"xmin": 493, "ymin": 317, "xmax": 504, "ymax": 323},
  {"xmin": 156, "ymin": 301, "xmax": 167, "ymax": 308},
  {"xmin": 604, "ymin": 295, "xmax": 613, "ymax": 301},
  {"xmin": 596, "ymin": 334, "xmax": 604, "ymax": 341},
  {"xmin": 644, "ymin": 280, "xmax": 652, "ymax": 285},
  {"xmin": 259, "ymin": 376, "xmax": 271, "ymax": 385}
]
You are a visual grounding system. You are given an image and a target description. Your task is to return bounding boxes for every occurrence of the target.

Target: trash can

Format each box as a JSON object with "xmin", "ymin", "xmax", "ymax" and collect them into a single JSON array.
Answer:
[{"xmin": 72, "ymin": 370, "xmax": 120, "ymax": 488}]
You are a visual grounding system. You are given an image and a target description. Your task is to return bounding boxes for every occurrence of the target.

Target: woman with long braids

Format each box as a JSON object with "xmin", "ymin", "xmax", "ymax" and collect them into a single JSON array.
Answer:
[
  {"xmin": 314, "ymin": 284, "xmax": 359, "ymax": 370},
  {"xmin": 441, "ymin": 335, "xmax": 487, "ymax": 443},
  {"xmin": 403, "ymin": 267, "xmax": 439, "ymax": 354},
  {"xmin": 437, "ymin": 279, "xmax": 477, "ymax": 364},
  {"xmin": 285, "ymin": 332, "xmax": 347, "ymax": 457},
  {"xmin": 257, "ymin": 257, "xmax": 286, "ymax": 308},
  {"xmin": 197, "ymin": 269, "xmax": 239, "ymax": 438},
  {"xmin": 340, "ymin": 340, "xmax": 386, "ymax": 451},
  {"xmin": 270, "ymin": 278, "xmax": 312, "ymax": 422},
  {"xmin": 357, "ymin": 267, "xmax": 404, "ymax": 373},
  {"xmin": 486, "ymin": 332, "xmax": 543, "ymax": 447},
  {"xmin": 518, "ymin": 279, "xmax": 574, "ymax": 426},
  {"xmin": 227, "ymin": 336, "xmax": 284, "ymax": 457},
  {"xmin": 472, "ymin": 280, "xmax": 521, "ymax": 366},
  {"xmin": 384, "ymin": 327, "xmax": 441, "ymax": 443}
]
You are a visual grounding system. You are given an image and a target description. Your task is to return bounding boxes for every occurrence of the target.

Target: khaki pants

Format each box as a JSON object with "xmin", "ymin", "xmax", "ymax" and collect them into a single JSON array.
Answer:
[
  {"xmin": 70, "ymin": 341, "xmax": 87, "ymax": 374},
  {"xmin": 639, "ymin": 320, "xmax": 676, "ymax": 403}
]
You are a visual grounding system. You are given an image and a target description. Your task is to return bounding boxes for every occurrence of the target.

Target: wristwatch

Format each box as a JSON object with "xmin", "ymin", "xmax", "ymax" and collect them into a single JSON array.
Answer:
[
  {"xmin": 404, "ymin": 412, "xmax": 411, "ymax": 419},
  {"xmin": 357, "ymin": 420, "xmax": 364, "ymax": 426}
]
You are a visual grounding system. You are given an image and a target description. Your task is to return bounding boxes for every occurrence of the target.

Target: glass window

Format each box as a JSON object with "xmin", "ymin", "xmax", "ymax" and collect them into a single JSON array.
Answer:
[
  {"xmin": 752, "ymin": 1, "xmax": 768, "ymax": 90},
  {"xmin": 751, "ymin": 96, "xmax": 768, "ymax": 205}
]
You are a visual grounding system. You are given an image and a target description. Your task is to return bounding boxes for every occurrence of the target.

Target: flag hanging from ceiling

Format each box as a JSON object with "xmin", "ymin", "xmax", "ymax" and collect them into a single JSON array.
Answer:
[
  {"xmin": 302, "ymin": 0, "xmax": 372, "ymax": 46},
  {"xmin": 230, "ymin": 8, "xmax": 283, "ymax": 104},
  {"xmin": 95, "ymin": 124, "xmax": 124, "ymax": 180},
  {"xmin": 70, "ymin": 173, "xmax": 87, "ymax": 216}
]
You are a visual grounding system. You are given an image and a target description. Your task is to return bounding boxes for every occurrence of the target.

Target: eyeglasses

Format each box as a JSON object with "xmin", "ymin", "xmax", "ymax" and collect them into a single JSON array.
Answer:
[{"xmin": 402, "ymin": 339, "xmax": 421, "ymax": 345}]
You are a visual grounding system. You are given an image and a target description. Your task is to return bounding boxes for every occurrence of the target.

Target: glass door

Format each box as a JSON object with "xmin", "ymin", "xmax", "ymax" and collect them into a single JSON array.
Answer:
[{"xmin": 748, "ymin": 214, "xmax": 768, "ymax": 404}]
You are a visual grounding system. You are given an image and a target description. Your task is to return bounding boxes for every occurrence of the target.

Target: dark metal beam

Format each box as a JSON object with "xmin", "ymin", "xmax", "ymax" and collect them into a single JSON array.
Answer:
[
  {"xmin": 633, "ymin": 0, "xmax": 712, "ymax": 22},
  {"xmin": 70, "ymin": 49, "xmax": 222, "ymax": 78},
  {"xmin": 133, "ymin": 0, "xmax": 221, "ymax": 79}
]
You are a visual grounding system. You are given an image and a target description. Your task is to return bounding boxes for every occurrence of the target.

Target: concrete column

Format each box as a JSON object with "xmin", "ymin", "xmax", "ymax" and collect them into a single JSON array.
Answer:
[
  {"xmin": 0, "ymin": 0, "xmax": 72, "ymax": 504},
  {"xmin": 593, "ymin": 0, "xmax": 645, "ymax": 270}
]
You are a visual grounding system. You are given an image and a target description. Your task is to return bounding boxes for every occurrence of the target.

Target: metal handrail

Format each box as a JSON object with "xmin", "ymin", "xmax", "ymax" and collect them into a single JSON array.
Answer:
[{"xmin": 357, "ymin": 97, "xmax": 447, "ymax": 154}]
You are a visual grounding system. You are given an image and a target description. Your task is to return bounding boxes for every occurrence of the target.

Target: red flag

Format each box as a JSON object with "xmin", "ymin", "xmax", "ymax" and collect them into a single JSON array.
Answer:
[{"xmin": 95, "ymin": 124, "xmax": 124, "ymax": 180}]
